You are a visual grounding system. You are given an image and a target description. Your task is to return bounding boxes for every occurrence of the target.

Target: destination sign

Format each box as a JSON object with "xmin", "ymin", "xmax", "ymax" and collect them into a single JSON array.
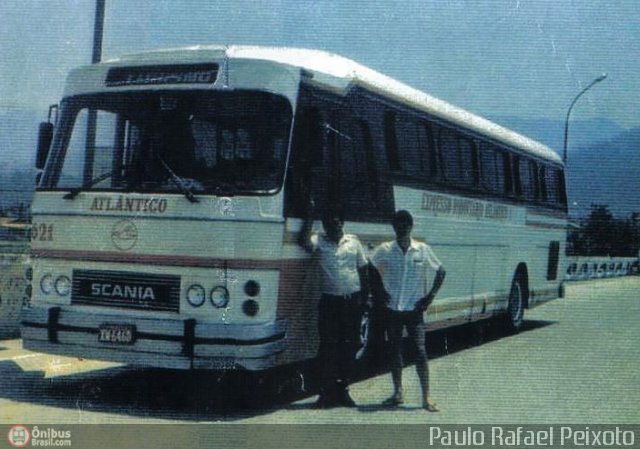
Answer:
[
  {"xmin": 105, "ymin": 64, "xmax": 219, "ymax": 87},
  {"xmin": 422, "ymin": 192, "xmax": 510, "ymax": 221}
]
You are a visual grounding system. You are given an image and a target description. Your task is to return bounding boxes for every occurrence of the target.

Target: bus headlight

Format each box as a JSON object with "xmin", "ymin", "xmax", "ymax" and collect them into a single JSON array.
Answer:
[
  {"xmin": 55, "ymin": 275, "xmax": 71, "ymax": 296},
  {"xmin": 242, "ymin": 299, "xmax": 259, "ymax": 317},
  {"xmin": 210, "ymin": 286, "xmax": 229, "ymax": 308},
  {"xmin": 186, "ymin": 284, "xmax": 206, "ymax": 307},
  {"xmin": 40, "ymin": 274, "xmax": 54, "ymax": 295},
  {"xmin": 244, "ymin": 280, "xmax": 260, "ymax": 297}
]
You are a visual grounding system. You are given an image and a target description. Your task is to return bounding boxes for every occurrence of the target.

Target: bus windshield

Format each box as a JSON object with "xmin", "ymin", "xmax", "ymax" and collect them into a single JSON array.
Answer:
[{"xmin": 41, "ymin": 90, "xmax": 292, "ymax": 196}]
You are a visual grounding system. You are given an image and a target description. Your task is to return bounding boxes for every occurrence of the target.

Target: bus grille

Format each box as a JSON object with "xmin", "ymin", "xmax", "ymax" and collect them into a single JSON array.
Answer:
[{"xmin": 71, "ymin": 270, "xmax": 181, "ymax": 312}]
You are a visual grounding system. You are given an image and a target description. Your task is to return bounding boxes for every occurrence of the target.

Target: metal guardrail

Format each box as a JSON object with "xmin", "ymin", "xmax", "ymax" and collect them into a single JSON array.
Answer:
[
  {"xmin": 0, "ymin": 253, "xmax": 29, "ymax": 339},
  {"xmin": 0, "ymin": 215, "xmax": 31, "ymax": 338},
  {"xmin": 565, "ymin": 256, "xmax": 639, "ymax": 281}
]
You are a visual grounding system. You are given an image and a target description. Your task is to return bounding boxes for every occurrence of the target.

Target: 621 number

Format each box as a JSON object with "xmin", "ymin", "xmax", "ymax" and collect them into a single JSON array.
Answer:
[{"xmin": 31, "ymin": 223, "xmax": 54, "ymax": 241}]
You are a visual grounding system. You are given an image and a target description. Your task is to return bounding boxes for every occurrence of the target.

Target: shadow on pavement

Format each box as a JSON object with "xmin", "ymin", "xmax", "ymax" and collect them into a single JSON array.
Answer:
[
  {"xmin": 427, "ymin": 318, "xmax": 555, "ymax": 360},
  {"xmin": 0, "ymin": 318, "xmax": 555, "ymax": 421},
  {"xmin": 0, "ymin": 360, "xmax": 317, "ymax": 421}
]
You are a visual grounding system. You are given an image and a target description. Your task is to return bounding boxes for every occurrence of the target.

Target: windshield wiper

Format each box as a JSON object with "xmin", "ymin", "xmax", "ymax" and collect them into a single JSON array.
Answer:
[
  {"xmin": 158, "ymin": 157, "xmax": 199, "ymax": 203},
  {"xmin": 63, "ymin": 171, "xmax": 114, "ymax": 200},
  {"xmin": 323, "ymin": 122, "xmax": 352, "ymax": 141}
]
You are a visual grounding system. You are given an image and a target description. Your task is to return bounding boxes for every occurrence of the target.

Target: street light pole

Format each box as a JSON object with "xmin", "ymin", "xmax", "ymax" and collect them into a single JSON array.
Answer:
[
  {"xmin": 92, "ymin": 0, "xmax": 105, "ymax": 64},
  {"xmin": 84, "ymin": 0, "xmax": 106, "ymax": 185},
  {"xmin": 562, "ymin": 73, "xmax": 607, "ymax": 164}
]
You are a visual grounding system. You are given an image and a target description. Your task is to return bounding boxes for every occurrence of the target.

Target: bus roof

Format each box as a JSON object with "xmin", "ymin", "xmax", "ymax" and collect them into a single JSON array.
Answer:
[{"xmin": 101, "ymin": 45, "xmax": 562, "ymax": 165}]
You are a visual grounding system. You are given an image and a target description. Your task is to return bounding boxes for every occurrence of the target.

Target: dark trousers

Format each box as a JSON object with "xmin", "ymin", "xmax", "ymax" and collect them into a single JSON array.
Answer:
[
  {"xmin": 386, "ymin": 309, "xmax": 429, "ymax": 399},
  {"xmin": 317, "ymin": 292, "xmax": 362, "ymax": 396}
]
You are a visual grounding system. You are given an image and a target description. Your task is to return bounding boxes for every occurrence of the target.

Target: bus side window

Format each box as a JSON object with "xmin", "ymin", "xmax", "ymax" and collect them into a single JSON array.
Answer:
[
  {"xmin": 459, "ymin": 136, "xmax": 477, "ymax": 188},
  {"xmin": 460, "ymin": 138, "xmax": 480, "ymax": 188},
  {"xmin": 439, "ymin": 128, "xmax": 457, "ymax": 186},
  {"xmin": 396, "ymin": 113, "xmax": 421, "ymax": 177},
  {"xmin": 556, "ymin": 168, "xmax": 568, "ymax": 207},
  {"xmin": 530, "ymin": 160, "xmax": 540, "ymax": 201},
  {"xmin": 440, "ymin": 128, "xmax": 476, "ymax": 189},
  {"xmin": 360, "ymin": 120, "xmax": 380, "ymax": 209},
  {"xmin": 325, "ymin": 110, "xmax": 342, "ymax": 211},
  {"xmin": 546, "ymin": 167, "xmax": 561, "ymax": 206},
  {"xmin": 285, "ymin": 106, "xmax": 324, "ymax": 218},
  {"xmin": 503, "ymin": 151, "xmax": 514, "ymax": 196},
  {"xmin": 419, "ymin": 121, "xmax": 438, "ymax": 179},
  {"xmin": 539, "ymin": 165, "xmax": 548, "ymax": 202},
  {"xmin": 479, "ymin": 143, "xmax": 505, "ymax": 195},
  {"xmin": 512, "ymin": 154, "xmax": 522, "ymax": 197},
  {"xmin": 518, "ymin": 156, "xmax": 536, "ymax": 201},
  {"xmin": 383, "ymin": 110, "xmax": 401, "ymax": 172},
  {"xmin": 333, "ymin": 113, "xmax": 371, "ymax": 219}
]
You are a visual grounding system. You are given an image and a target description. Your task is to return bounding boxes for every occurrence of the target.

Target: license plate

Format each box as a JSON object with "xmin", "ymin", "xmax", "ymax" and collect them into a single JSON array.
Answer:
[{"xmin": 98, "ymin": 324, "xmax": 136, "ymax": 345}]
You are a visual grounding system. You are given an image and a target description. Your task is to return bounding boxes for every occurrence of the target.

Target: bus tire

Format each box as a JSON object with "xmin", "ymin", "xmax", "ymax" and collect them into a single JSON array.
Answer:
[{"xmin": 504, "ymin": 276, "xmax": 525, "ymax": 332}]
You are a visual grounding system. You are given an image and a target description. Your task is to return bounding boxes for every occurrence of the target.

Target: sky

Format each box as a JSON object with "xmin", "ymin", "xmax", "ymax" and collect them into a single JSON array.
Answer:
[{"xmin": 1, "ymin": 0, "xmax": 639, "ymax": 131}]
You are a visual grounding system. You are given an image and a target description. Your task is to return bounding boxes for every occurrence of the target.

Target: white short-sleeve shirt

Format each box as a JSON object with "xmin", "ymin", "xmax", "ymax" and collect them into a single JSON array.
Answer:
[
  {"xmin": 371, "ymin": 239, "xmax": 442, "ymax": 311},
  {"xmin": 311, "ymin": 233, "xmax": 368, "ymax": 296}
]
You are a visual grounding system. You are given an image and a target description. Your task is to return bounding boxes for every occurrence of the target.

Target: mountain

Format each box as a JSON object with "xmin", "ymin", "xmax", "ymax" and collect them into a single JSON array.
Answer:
[
  {"xmin": 567, "ymin": 127, "xmax": 640, "ymax": 218},
  {"xmin": 0, "ymin": 107, "xmax": 39, "ymax": 221},
  {"xmin": 490, "ymin": 115, "xmax": 638, "ymax": 218},
  {"xmin": 489, "ymin": 116, "xmax": 626, "ymax": 154},
  {"xmin": 0, "ymin": 107, "xmax": 41, "ymax": 170}
]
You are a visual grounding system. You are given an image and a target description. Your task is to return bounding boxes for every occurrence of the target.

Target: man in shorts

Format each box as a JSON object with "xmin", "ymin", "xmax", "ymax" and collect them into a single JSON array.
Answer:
[{"xmin": 371, "ymin": 210, "xmax": 446, "ymax": 412}]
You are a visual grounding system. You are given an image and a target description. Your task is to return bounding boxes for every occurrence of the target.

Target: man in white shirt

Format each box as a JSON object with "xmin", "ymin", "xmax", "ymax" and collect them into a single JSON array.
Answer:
[
  {"xmin": 371, "ymin": 210, "xmax": 446, "ymax": 412},
  {"xmin": 299, "ymin": 206, "xmax": 369, "ymax": 408}
]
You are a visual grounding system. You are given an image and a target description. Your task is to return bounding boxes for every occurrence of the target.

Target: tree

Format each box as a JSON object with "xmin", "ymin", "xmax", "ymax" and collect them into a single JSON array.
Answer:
[{"xmin": 568, "ymin": 204, "xmax": 640, "ymax": 256}]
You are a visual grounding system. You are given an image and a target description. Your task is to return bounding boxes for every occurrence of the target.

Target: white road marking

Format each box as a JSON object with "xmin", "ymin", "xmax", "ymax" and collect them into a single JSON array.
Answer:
[
  {"xmin": 0, "ymin": 353, "xmax": 41, "ymax": 362},
  {"xmin": 0, "ymin": 344, "xmax": 119, "ymax": 378},
  {"xmin": 0, "ymin": 354, "xmax": 44, "ymax": 362}
]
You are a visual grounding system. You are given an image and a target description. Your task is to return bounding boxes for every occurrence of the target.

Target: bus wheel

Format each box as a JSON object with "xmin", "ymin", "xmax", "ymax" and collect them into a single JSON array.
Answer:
[{"xmin": 505, "ymin": 277, "xmax": 525, "ymax": 332}]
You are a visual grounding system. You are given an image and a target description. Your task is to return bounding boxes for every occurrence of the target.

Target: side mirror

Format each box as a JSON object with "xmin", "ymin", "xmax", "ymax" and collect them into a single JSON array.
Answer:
[
  {"xmin": 36, "ymin": 104, "xmax": 58, "ymax": 170},
  {"xmin": 36, "ymin": 121, "xmax": 53, "ymax": 170}
]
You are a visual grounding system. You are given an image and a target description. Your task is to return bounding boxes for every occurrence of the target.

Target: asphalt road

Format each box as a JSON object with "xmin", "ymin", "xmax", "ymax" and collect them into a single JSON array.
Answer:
[{"xmin": 0, "ymin": 277, "xmax": 638, "ymax": 424}]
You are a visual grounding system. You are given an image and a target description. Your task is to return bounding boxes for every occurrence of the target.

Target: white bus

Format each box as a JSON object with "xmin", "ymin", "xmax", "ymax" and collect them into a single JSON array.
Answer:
[{"xmin": 22, "ymin": 45, "xmax": 567, "ymax": 371}]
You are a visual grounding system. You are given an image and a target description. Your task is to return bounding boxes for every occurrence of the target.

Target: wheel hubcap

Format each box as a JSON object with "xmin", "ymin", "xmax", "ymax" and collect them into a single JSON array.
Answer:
[{"xmin": 509, "ymin": 282, "xmax": 523, "ymax": 323}]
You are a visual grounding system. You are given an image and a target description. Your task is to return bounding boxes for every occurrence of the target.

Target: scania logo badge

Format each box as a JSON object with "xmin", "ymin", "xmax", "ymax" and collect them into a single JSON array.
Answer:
[
  {"xmin": 217, "ymin": 197, "xmax": 235, "ymax": 216},
  {"xmin": 111, "ymin": 219, "xmax": 138, "ymax": 251}
]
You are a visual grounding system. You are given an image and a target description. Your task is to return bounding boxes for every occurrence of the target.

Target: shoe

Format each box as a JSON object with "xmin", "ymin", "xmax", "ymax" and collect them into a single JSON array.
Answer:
[
  {"xmin": 335, "ymin": 389, "xmax": 357, "ymax": 408},
  {"xmin": 382, "ymin": 393, "xmax": 404, "ymax": 407},
  {"xmin": 313, "ymin": 394, "xmax": 337, "ymax": 409},
  {"xmin": 422, "ymin": 401, "xmax": 440, "ymax": 412}
]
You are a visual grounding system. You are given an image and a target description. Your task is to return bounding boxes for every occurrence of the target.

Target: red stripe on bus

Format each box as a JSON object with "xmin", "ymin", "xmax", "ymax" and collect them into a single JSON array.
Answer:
[
  {"xmin": 31, "ymin": 249, "xmax": 303, "ymax": 270},
  {"xmin": 524, "ymin": 220, "xmax": 567, "ymax": 230}
]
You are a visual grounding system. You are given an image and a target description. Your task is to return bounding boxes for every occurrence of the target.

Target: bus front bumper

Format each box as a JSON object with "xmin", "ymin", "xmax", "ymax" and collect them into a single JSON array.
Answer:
[{"xmin": 21, "ymin": 305, "xmax": 288, "ymax": 371}]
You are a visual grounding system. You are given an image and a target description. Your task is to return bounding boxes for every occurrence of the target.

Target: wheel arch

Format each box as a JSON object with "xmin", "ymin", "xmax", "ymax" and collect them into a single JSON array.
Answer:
[{"xmin": 513, "ymin": 263, "xmax": 530, "ymax": 309}]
